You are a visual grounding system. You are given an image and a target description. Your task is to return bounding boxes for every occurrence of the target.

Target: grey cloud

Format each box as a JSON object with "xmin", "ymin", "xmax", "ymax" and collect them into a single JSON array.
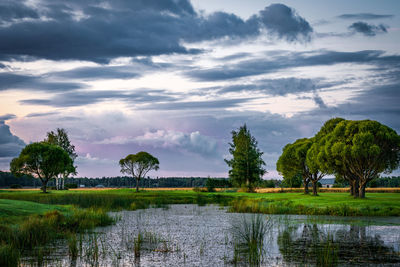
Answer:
[
  {"xmin": 0, "ymin": 120, "xmax": 26, "ymax": 157},
  {"xmin": 141, "ymin": 98, "xmax": 253, "ymax": 111},
  {"xmin": 349, "ymin": 21, "xmax": 388, "ymax": 36},
  {"xmin": 0, "ymin": 0, "xmax": 39, "ymax": 23},
  {"xmin": 313, "ymin": 94, "xmax": 327, "ymax": 109},
  {"xmin": 53, "ymin": 66, "xmax": 140, "ymax": 80},
  {"xmin": 219, "ymin": 78, "xmax": 318, "ymax": 96},
  {"xmin": 25, "ymin": 112, "xmax": 59, "ymax": 118},
  {"xmin": 0, "ymin": 1, "xmax": 312, "ymax": 62},
  {"xmin": 0, "ymin": 73, "xmax": 84, "ymax": 92},
  {"xmin": 186, "ymin": 50, "xmax": 399, "ymax": 81},
  {"xmin": 19, "ymin": 89, "xmax": 176, "ymax": 107},
  {"xmin": 0, "ymin": 114, "xmax": 16, "ymax": 121},
  {"xmin": 258, "ymin": 4, "xmax": 313, "ymax": 42},
  {"xmin": 338, "ymin": 13, "xmax": 394, "ymax": 20}
]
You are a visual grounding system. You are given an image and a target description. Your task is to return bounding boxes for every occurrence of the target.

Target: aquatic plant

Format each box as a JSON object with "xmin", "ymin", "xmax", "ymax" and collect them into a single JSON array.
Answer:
[{"xmin": 231, "ymin": 214, "xmax": 272, "ymax": 266}]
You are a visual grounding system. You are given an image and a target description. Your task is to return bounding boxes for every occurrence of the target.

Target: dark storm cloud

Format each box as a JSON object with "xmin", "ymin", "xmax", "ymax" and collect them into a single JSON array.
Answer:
[
  {"xmin": 0, "ymin": 73, "xmax": 84, "ymax": 92},
  {"xmin": 338, "ymin": 13, "xmax": 394, "ymax": 20},
  {"xmin": 0, "ymin": 119, "xmax": 26, "ymax": 157},
  {"xmin": 0, "ymin": 0, "xmax": 39, "ymax": 23},
  {"xmin": 186, "ymin": 50, "xmax": 400, "ymax": 81},
  {"xmin": 349, "ymin": 22, "xmax": 388, "ymax": 36},
  {"xmin": 0, "ymin": 1, "xmax": 313, "ymax": 62},
  {"xmin": 258, "ymin": 4, "xmax": 313, "ymax": 42},
  {"xmin": 19, "ymin": 89, "xmax": 177, "ymax": 107}
]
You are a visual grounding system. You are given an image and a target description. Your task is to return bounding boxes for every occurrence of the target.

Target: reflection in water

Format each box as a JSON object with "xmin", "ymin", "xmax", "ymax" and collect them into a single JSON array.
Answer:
[
  {"xmin": 278, "ymin": 224, "xmax": 400, "ymax": 266},
  {"xmin": 19, "ymin": 205, "xmax": 400, "ymax": 267}
]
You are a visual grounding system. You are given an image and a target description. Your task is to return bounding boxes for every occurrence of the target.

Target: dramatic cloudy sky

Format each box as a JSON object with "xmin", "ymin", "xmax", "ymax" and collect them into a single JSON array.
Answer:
[{"xmin": 0, "ymin": 0, "xmax": 399, "ymax": 178}]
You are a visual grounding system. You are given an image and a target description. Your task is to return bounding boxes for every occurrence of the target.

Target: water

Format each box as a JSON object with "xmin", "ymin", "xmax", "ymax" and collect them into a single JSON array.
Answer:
[{"xmin": 21, "ymin": 204, "xmax": 400, "ymax": 266}]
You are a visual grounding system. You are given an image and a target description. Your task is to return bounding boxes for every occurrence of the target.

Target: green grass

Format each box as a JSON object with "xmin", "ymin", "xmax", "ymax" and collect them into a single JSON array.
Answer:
[
  {"xmin": 0, "ymin": 189, "xmax": 399, "ymax": 217},
  {"xmin": 0, "ymin": 199, "xmax": 70, "ymax": 225}
]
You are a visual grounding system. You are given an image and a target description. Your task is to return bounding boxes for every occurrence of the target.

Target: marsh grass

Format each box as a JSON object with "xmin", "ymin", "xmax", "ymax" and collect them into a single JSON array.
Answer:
[
  {"xmin": 0, "ymin": 203, "xmax": 114, "ymax": 267},
  {"xmin": 231, "ymin": 214, "xmax": 272, "ymax": 266},
  {"xmin": 0, "ymin": 244, "xmax": 20, "ymax": 267}
]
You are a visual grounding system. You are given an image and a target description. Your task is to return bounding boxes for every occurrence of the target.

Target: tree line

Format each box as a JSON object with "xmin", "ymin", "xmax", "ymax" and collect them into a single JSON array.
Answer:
[{"xmin": 7, "ymin": 118, "xmax": 400, "ymax": 196}]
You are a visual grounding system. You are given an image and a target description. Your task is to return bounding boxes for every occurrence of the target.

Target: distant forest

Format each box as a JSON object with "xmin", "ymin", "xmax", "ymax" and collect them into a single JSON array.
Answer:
[{"xmin": 0, "ymin": 171, "xmax": 399, "ymax": 189}]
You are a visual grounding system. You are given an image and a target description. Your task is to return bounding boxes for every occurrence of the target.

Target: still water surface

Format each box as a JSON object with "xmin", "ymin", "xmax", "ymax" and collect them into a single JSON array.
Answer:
[{"xmin": 21, "ymin": 204, "xmax": 400, "ymax": 266}]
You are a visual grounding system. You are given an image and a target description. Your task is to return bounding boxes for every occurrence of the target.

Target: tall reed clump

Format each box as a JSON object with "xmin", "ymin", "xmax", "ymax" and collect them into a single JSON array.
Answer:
[
  {"xmin": 0, "ymin": 244, "xmax": 20, "ymax": 267},
  {"xmin": 0, "ymin": 208, "xmax": 114, "ymax": 266},
  {"xmin": 231, "ymin": 214, "xmax": 272, "ymax": 266}
]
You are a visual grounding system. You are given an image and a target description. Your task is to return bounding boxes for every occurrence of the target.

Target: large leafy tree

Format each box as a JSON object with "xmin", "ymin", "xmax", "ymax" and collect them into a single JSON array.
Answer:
[
  {"xmin": 44, "ymin": 128, "xmax": 77, "ymax": 189},
  {"xmin": 324, "ymin": 119, "xmax": 400, "ymax": 198},
  {"xmin": 119, "ymin": 151, "xmax": 159, "ymax": 192},
  {"xmin": 10, "ymin": 142, "xmax": 74, "ymax": 193},
  {"xmin": 277, "ymin": 138, "xmax": 312, "ymax": 194},
  {"xmin": 308, "ymin": 118, "xmax": 360, "ymax": 196},
  {"xmin": 225, "ymin": 124, "xmax": 266, "ymax": 191}
]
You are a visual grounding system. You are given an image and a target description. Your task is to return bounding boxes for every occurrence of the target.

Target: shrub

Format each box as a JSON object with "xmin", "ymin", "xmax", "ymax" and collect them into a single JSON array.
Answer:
[
  {"xmin": 9, "ymin": 184, "xmax": 22, "ymax": 189},
  {"xmin": 65, "ymin": 183, "xmax": 78, "ymax": 189}
]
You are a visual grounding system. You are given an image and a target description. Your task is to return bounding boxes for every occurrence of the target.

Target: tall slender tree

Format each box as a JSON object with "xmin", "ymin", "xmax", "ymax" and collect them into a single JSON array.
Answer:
[
  {"xmin": 225, "ymin": 124, "xmax": 266, "ymax": 191},
  {"xmin": 44, "ymin": 128, "xmax": 77, "ymax": 189}
]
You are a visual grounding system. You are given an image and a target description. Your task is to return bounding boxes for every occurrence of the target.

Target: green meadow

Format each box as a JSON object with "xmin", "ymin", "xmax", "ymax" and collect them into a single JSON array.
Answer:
[{"xmin": 1, "ymin": 189, "xmax": 400, "ymax": 218}]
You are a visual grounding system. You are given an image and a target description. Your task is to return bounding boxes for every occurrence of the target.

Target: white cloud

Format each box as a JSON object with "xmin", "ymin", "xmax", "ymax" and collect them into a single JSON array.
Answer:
[{"xmin": 97, "ymin": 130, "xmax": 218, "ymax": 156}]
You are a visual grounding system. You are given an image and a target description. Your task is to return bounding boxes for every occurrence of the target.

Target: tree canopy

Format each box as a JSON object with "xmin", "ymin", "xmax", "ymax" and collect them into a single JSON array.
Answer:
[
  {"xmin": 277, "ymin": 138, "xmax": 313, "ymax": 194},
  {"xmin": 323, "ymin": 119, "xmax": 400, "ymax": 197},
  {"xmin": 225, "ymin": 124, "xmax": 266, "ymax": 191},
  {"xmin": 119, "ymin": 151, "xmax": 159, "ymax": 192},
  {"xmin": 10, "ymin": 142, "xmax": 74, "ymax": 193}
]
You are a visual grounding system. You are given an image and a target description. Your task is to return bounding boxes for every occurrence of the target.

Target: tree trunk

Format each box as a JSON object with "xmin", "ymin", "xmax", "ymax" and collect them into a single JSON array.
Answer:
[
  {"xmin": 312, "ymin": 181, "xmax": 318, "ymax": 196},
  {"xmin": 352, "ymin": 179, "xmax": 359, "ymax": 198},
  {"xmin": 136, "ymin": 178, "xmax": 139, "ymax": 192},
  {"xmin": 358, "ymin": 182, "xmax": 366, "ymax": 198},
  {"xmin": 349, "ymin": 183, "xmax": 354, "ymax": 196},
  {"xmin": 42, "ymin": 181, "xmax": 48, "ymax": 193},
  {"xmin": 55, "ymin": 177, "xmax": 59, "ymax": 190},
  {"xmin": 304, "ymin": 179, "xmax": 309, "ymax": 194}
]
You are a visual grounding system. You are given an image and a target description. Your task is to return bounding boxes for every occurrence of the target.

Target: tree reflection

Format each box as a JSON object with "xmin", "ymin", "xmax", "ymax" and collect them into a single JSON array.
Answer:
[{"xmin": 278, "ymin": 224, "xmax": 400, "ymax": 266}]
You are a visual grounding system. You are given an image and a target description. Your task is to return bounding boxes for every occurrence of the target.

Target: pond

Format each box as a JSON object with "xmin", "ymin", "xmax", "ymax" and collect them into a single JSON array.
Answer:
[{"xmin": 21, "ymin": 204, "xmax": 400, "ymax": 266}]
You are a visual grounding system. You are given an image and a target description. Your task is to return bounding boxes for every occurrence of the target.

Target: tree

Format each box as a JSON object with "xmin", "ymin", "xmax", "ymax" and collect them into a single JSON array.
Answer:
[
  {"xmin": 119, "ymin": 152, "xmax": 159, "ymax": 192},
  {"xmin": 44, "ymin": 128, "xmax": 77, "ymax": 189},
  {"xmin": 10, "ymin": 142, "xmax": 74, "ymax": 193},
  {"xmin": 225, "ymin": 124, "xmax": 266, "ymax": 192},
  {"xmin": 281, "ymin": 173, "xmax": 303, "ymax": 188},
  {"xmin": 277, "ymin": 138, "xmax": 313, "ymax": 194},
  {"xmin": 324, "ymin": 119, "xmax": 400, "ymax": 198}
]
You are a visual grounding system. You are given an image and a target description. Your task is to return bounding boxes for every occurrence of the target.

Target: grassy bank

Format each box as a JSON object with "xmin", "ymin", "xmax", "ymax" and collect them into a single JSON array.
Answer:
[
  {"xmin": 0, "ymin": 199, "xmax": 114, "ymax": 267},
  {"xmin": 1, "ymin": 189, "xmax": 399, "ymax": 216}
]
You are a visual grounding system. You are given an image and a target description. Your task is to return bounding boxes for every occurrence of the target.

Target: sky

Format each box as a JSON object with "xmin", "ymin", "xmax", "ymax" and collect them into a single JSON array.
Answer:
[{"xmin": 0, "ymin": 0, "xmax": 399, "ymax": 178}]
